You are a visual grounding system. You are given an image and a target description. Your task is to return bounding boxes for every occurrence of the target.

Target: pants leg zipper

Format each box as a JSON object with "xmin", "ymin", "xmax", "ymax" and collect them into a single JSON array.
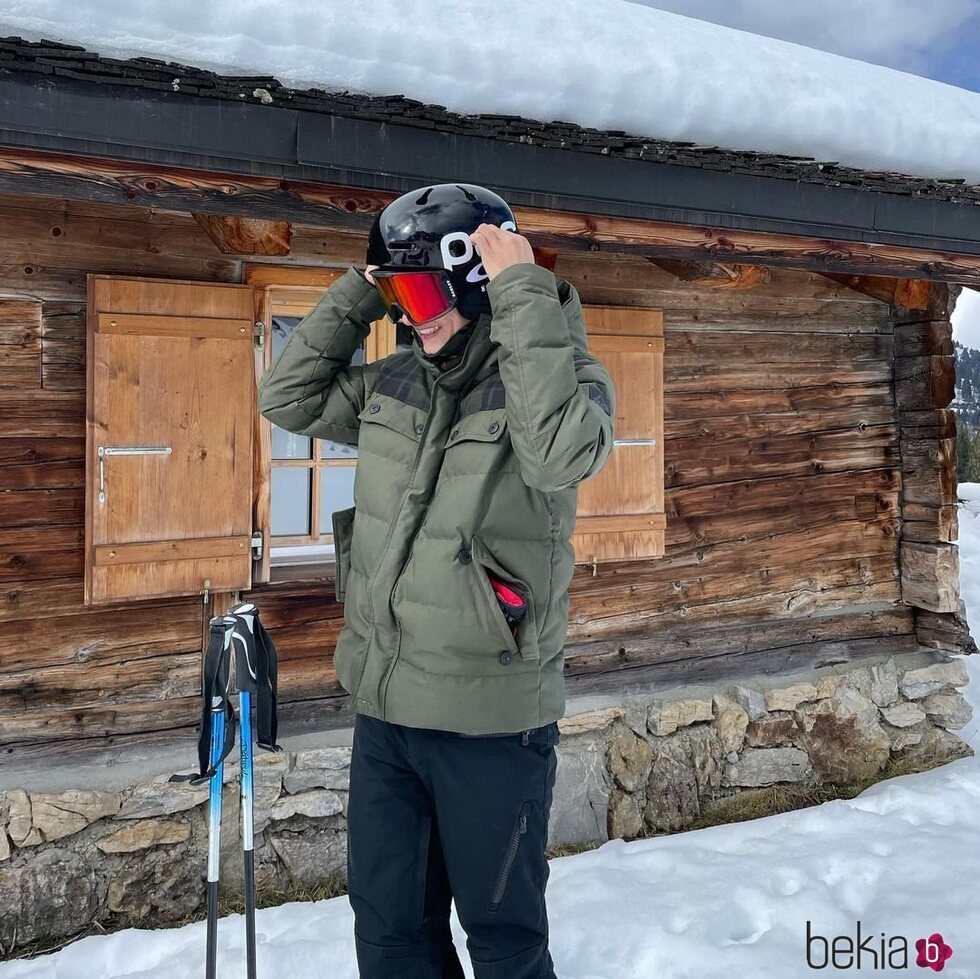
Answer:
[{"xmin": 488, "ymin": 801, "xmax": 529, "ymax": 912}]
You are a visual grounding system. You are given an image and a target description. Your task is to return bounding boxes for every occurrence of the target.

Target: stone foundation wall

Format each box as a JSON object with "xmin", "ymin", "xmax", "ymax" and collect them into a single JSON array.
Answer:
[{"xmin": 1, "ymin": 651, "xmax": 973, "ymax": 954}]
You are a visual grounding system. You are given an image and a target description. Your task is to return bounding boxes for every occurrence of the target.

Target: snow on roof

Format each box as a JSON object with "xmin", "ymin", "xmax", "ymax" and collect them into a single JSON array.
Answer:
[{"xmin": 2, "ymin": 0, "xmax": 979, "ymax": 185}]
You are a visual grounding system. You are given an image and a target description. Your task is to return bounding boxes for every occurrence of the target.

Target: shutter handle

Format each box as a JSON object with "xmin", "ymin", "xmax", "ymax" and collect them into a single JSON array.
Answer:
[{"xmin": 97, "ymin": 445, "xmax": 173, "ymax": 504}]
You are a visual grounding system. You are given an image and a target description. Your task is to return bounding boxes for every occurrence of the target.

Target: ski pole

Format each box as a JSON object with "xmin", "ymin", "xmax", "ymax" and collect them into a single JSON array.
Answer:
[
  {"xmin": 229, "ymin": 603, "xmax": 260, "ymax": 979},
  {"xmin": 205, "ymin": 624, "xmax": 233, "ymax": 979}
]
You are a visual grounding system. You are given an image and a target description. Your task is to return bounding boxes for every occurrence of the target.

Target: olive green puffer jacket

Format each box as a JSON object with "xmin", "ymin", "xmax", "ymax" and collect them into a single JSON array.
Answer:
[{"xmin": 258, "ymin": 262, "xmax": 615, "ymax": 734}]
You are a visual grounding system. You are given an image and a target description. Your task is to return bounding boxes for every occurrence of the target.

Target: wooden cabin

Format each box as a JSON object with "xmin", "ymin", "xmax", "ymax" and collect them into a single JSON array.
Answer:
[{"xmin": 1, "ymin": 36, "xmax": 978, "ymax": 948}]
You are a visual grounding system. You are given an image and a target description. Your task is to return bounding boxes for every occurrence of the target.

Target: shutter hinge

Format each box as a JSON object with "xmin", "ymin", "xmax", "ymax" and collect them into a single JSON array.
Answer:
[
  {"xmin": 250, "ymin": 532, "xmax": 264, "ymax": 561},
  {"xmin": 253, "ymin": 321, "xmax": 265, "ymax": 349}
]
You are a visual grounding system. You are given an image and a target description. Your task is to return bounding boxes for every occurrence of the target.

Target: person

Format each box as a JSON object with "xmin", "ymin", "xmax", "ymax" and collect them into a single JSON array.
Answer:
[{"xmin": 258, "ymin": 182, "xmax": 616, "ymax": 979}]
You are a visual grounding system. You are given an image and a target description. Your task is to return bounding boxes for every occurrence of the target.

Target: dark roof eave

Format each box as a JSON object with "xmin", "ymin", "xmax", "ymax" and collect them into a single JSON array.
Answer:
[{"xmin": 1, "ymin": 72, "xmax": 979, "ymax": 257}]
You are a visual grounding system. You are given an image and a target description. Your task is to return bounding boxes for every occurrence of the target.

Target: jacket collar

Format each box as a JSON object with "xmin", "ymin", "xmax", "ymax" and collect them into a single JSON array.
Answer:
[{"xmin": 412, "ymin": 311, "xmax": 498, "ymax": 391}]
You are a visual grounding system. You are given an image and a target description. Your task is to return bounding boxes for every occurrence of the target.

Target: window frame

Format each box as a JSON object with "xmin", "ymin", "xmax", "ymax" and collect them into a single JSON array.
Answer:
[{"xmin": 245, "ymin": 264, "xmax": 396, "ymax": 583}]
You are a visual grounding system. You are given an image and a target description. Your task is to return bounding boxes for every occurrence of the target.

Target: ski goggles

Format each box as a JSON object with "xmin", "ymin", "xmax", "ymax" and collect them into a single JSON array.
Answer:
[{"xmin": 371, "ymin": 269, "xmax": 458, "ymax": 327}]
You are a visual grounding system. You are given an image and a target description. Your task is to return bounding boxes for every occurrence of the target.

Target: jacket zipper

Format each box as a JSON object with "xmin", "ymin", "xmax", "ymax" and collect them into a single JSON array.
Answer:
[
  {"xmin": 489, "ymin": 802, "xmax": 529, "ymax": 911},
  {"xmin": 379, "ymin": 377, "xmax": 444, "ymax": 718}
]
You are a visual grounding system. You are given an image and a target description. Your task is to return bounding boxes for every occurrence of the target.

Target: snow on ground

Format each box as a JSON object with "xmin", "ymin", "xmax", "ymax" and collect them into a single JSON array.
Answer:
[
  {"xmin": 4, "ymin": 497, "xmax": 980, "ymax": 977},
  {"xmin": 2, "ymin": 0, "xmax": 980, "ymax": 184}
]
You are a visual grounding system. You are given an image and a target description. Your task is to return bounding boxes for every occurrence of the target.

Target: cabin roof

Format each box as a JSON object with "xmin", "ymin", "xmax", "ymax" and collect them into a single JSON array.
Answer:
[{"xmin": 1, "ymin": 35, "xmax": 979, "ymax": 257}]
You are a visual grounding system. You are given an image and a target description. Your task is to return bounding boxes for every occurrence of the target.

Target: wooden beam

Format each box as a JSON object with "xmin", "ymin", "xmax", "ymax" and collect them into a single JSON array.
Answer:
[
  {"xmin": 2, "ymin": 146, "xmax": 980, "ymax": 285},
  {"xmin": 818, "ymin": 272, "xmax": 934, "ymax": 309},
  {"xmin": 192, "ymin": 212, "xmax": 291, "ymax": 255},
  {"xmin": 645, "ymin": 257, "xmax": 771, "ymax": 288}
]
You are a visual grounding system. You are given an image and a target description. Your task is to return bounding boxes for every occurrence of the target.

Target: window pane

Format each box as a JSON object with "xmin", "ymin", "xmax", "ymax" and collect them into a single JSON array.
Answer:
[
  {"xmin": 273, "ymin": 315, "xmax": 368, "ymax": 364},
  {"xmin": 320, "ymin": 465, "xmax": 356, "ymax": 537},
  {"xmin": 320, "ymin": 438, "xmax": 357, "ymax": 460},
  {"xmin": 271, "ymin": 468, "xmax": 311, "ymax": 536},
  {"xmin": 271, "ymin": 316, "xmax": 302, "ymax": 360},
  {"xmin": 272, "ymin": 427, "xmax": 312, "ymax": 460}
]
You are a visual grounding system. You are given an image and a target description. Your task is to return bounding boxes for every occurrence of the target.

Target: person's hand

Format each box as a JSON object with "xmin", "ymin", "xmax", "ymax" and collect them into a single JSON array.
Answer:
[
  {"xmin": 469, "ymin": 224, "xmax": 536, "ymax": 281},
  {"xmin": 364, "ymin": 264, "xmax": 380, "ymax": 286}
]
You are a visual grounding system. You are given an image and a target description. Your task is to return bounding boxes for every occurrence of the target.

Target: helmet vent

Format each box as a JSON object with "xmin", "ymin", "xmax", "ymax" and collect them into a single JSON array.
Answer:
[
  {"xmin": 458, "ymin": 186, "xmax": 477, "ymax": 201},
  {"xmin": 415, "ymin": 187, "xmax": 433, "ymax": 205}
]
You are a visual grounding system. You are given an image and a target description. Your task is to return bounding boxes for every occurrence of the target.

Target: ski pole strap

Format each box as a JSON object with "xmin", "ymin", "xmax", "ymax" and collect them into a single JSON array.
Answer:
[
  {"xmin": 226, "ymin": 602, "xmax": 282, "ymax": 756},
  {"xmin": 170, "ymin": 618, "xmax": 238, "ymax": 786}
]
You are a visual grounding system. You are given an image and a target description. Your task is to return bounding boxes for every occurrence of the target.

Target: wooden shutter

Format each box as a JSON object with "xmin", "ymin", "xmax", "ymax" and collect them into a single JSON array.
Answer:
[
  {"xmin": 572, "ymin": 305, "xmax": 665, "ymax": 565},
  {"xmin": 85, "ymin": 275, "xmax": 255, "ymax": 605}
]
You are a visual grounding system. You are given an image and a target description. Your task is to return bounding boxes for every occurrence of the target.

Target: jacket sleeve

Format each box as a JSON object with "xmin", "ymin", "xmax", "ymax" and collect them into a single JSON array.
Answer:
[
  {"xmin": 257, "ymin": 266, "xmax": 388, "ymax": 445},
  {"xmin": 485, "ymin": 262, "xmax": 616, "ymax": 492}
]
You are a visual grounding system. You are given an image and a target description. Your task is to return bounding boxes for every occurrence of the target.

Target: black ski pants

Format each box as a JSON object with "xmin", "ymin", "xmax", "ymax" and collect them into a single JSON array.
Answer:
[{"xmin": 346, "ymin": 711, "xmax": 561, "ymax": 978}]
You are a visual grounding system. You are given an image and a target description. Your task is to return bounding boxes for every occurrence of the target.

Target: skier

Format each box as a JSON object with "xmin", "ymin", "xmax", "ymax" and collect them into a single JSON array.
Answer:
[{"xmin": 258, "ymin": 183, "xmax": 616, "ymax": 979}]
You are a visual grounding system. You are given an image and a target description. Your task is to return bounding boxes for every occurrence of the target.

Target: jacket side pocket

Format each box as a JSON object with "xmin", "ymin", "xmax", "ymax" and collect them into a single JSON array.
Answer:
[{"xmin": 331, "ymin": 504, "xmax": 356, "ymax": 602}]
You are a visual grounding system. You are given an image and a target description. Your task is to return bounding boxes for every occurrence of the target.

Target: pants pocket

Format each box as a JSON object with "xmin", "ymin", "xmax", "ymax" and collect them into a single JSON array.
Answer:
[{"xmin": 488, "ymin": 799, "xmax": 532, "ymax": 913}]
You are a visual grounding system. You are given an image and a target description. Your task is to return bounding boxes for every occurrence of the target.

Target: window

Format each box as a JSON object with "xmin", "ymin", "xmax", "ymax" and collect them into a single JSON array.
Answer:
[
  {"xmin": 571, "ymin": 304, "xmax": 666, "ymax": 569},
  {"xmin": 245, "ymin": 265, "xmax": 418, "ymax": 578},
  {"xmin": 266, "ymin": 312, "xmax": 417, "ymax": 567},
  {"xmin": 82, "ymin": 267, "xmax": 665, "ymax": 606}
]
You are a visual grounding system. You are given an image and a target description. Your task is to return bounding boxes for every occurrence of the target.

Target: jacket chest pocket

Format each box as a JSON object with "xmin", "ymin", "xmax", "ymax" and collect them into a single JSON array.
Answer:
[
  {"xmin": 470, "ymin": 533, "xmax": 539, "ymax": 664},
  {"xmin": 358, "ymin": 394, "xmax": 427, "ymax": 446},
  {"xmin": 442, "ymin": 408, "xmax": 510, "ymax": 478}
]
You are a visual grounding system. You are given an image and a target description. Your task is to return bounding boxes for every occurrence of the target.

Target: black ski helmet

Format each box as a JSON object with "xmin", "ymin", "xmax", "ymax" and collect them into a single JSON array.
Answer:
[{"xmin": 367, "ymin": 183, "xmax": 519, "ymax": 320}]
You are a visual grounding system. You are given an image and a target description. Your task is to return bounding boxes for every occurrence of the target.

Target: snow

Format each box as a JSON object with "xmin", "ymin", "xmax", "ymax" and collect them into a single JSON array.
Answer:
[
  {"xmin": 3, "ymin": 494, "xmax": 979, "ymax": 977},
  {"xmin": 2, "ymin": 0, "xmax": 980, "ymax": 184},
  {"xmin": 952, "ymin": 288, "xmax": 980, "ymax": 349}
]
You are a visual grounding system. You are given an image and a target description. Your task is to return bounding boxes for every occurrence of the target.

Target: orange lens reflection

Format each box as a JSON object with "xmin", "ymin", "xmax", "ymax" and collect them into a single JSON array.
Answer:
[{"xmin": 374, "ymin": 271, "xmax": 455, "ymax": 324}]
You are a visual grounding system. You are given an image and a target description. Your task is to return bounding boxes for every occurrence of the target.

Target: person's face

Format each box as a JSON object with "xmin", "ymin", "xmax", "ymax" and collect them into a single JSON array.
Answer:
[{"xmin": 401, "ymin": 305, "xmax": 470, "ymax": 354}]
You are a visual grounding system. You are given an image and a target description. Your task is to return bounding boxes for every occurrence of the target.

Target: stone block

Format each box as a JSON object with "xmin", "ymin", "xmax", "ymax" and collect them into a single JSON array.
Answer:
[
  {"xmin": 283, "ymin": 768, "xmax": 350, "ymax": 794},
  {"xmin": 608, "ymin": 788, "xmax": 643, "ymax": 840},
  {"xmin": 6, "ymin": 789, "xmax": 39, "ymax": 847},
  {"xmin": 558, "ymin": 706, "xmax": 623, "ymax": 737},
  {"xmin": 893, "ymin": 723, "xmax": 973, "ymax": 766},
  {"xmin": 728, "ymin": 684, "xmax": 766, "ymax": 721},
  {"xmin": 879, "ymin": 702, "xmax": 927, "ymax": 728},
  {"xmin": 713, "ymin": 694, "xmax": 749, "ymax": 755},
  {"xmin": 723, "ymin": 747, "xmax": 812, "ymax": 787},
  {"xmin": 647, "ymin": 698, "xmax": 713, "ymax": 736},
  {"xmin": 97, "ymin": 818, "xmax": 191, "ymax": 854},
  {"xmin": 117, "ymin": 774, "xmax": 209, "ymax": 819},
  {"xmin": 266, "ymin": 790, "xmax": 344, "ymax": 824},
  {"xmin": 643, "ymin": 736, "xmax": 700, "ymax": 832},
  {"xmin": 919, "ymin": 690, "xmax": 973, "ymax": 731},
  {"xmin": 270, "ymin": 829, "xmax": 347, "ymax": 886},
  {"xmin": 31, "ymin": 790, "xmax": 121, "ymax": 843},
  {"xmin": 764, "ymin": 682, "xmax": 820, "ymax": 712},
  {"xmin": 677, "ymin": 724, "xmax": 724, "ymax": 797},
  {"xmin": 292, "ymin": 746, "xmax": 352, "ymax": 771},
  {"xmin": 0, "ymin": 848, "xmax": 103, "ymax": 946},
  {"xmin": 796, "ymin": 687, "xmax": 890, "ymax": 784},
  {"xmin": 745, "ymin": 711, "xmax": 802, "ymax": 748},
  {"xmin": 882, "ymin": 721, "xmax": 925, "ymax": 752},
  {"xmin": 549, "ymin": 743, "xmax": 609, "ymax": 847},
  {"xmin": 844, "ymin": 661, "xmax": 899, "ymax": 707},
  {"xmin": 899, "ymin": 659, "xmax": 969, "ymax": 699},
  {"xmin": 606, "ymin": 730, "xmax": 653, "ymax": 793}
]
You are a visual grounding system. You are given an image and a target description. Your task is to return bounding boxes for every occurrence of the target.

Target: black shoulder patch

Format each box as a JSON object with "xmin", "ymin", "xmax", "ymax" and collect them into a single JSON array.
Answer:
[
  {"xmin": 374, "ymin": 354, "xmax": 430, "ymax": 410},
  {"xmin": 587, "ymin": 382, "xmax": 612, "ymax": 415}
]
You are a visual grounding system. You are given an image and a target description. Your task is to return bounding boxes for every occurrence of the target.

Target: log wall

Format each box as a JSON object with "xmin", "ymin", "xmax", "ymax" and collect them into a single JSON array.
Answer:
[{"xmin": 0, "ymin": 190, "xmax": 914, "ymax": 747}]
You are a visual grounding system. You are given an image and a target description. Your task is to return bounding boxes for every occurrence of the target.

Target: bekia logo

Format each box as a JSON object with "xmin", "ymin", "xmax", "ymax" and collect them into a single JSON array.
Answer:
[
  {"xmin": 440, "ymin": 221, "xmax": 518, "ymax": 284},
  {"xmin": 806, "ymin": 921, "xmax": 953, "ymax": 971}
]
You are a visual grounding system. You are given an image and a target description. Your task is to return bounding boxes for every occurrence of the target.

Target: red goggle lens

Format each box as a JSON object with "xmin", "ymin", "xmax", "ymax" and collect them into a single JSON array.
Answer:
[{"xmin": 372, "ymin": 270, "xmax": 456, "ymax": 325}]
